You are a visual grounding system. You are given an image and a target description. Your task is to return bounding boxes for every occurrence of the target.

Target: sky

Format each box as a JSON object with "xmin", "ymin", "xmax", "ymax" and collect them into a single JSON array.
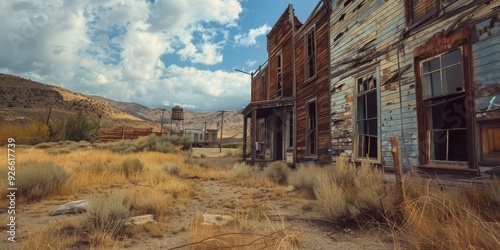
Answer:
[{"xmin": 0, "ymin": 0, "xmax": 317, "ymax": 112}]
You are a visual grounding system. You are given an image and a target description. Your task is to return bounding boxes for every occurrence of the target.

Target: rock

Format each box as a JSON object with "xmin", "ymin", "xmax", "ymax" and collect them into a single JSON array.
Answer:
[
  {"xmin": 286, "ymin": 185, "xmax": 295, "ymax": 192},
  {"xmin": 202, "ymin": 214, "xmax": 234, "ymax": 226},
  {"xmin": 50, "ymin": 200, "xmax": 88, "ymax": 216},
  {"xmin": 125, "ymin": 214, "xmax": 157, "ymax": 226}
]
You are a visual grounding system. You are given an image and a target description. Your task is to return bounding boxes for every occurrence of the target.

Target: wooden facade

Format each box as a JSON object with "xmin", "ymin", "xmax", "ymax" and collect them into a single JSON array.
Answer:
[
  {"xmin": 242, "ymin": 1, "xmax": 332, "ymax": 165},
  {"xmin": 329, "ymin": 0, "xmax": 500, "ymax": 174}
]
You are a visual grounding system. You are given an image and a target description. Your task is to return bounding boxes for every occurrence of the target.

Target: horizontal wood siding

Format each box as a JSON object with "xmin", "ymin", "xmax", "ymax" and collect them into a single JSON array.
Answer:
[
  {"xmin": 296, "ymin": 5, "xmax": 331, "ymax": 164},
  {"xmin": 267, "ymin": 6, "xmax": 299, "ymax": 100}
]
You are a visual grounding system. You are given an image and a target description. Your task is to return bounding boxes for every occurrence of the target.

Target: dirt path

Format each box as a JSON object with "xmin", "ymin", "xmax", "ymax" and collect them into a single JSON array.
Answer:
[{"xmin": 131, "ymin": 178, "xmax": 392, "ymax": 249}]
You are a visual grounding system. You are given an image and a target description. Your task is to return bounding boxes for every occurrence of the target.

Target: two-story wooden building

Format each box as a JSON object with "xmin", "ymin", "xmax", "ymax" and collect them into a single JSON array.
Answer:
[
  {"xmin": 329, "ymin": 0, "xmax": 500, "ymax": 175},
  {"xmin": 242, "ymin": 0, "xmax": 331, "ymax": 165}
]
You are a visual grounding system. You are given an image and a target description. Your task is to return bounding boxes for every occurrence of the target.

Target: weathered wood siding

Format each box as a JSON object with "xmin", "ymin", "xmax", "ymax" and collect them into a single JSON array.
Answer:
[
  {"xmin": 267, "ymin": 5, "xmax": 300, "ymax": 100},
  {"xmin": 329, "ymin": 0, "xmax": 417, "ymax": 168},
  {"xmin": 296, "ymin": 3, "xmax": 331, "ymax": 164},
  {"xmin": 251, "ymin": 65, "xmax": 268, "ymax": 102},
  {"xmin": 330, "ymin": 0, "xmax": 500, "ymax": 169}
]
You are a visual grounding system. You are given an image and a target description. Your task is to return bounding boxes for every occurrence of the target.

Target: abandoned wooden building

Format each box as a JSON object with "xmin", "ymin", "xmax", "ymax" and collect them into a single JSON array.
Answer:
[
  {"xmin": 242, "ymin": 0, "xmax": 499, "ymax": 174},
  {"xmin": 242, "ymin": 0, "xmax": 332, "ymax": 165},
  {"xmin": 329, "ymin": 0, "xmax": 500, "ymax": 174}
]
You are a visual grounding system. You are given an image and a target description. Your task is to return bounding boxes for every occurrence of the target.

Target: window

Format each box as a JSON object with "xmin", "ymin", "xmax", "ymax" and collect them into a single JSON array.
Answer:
[
  {"xmin": 421, "ymin": 49, "xmax": 468, "ymax": 162},
  {"xmin": 288, "ymin": 110, "xmax": 294, "ymax": 148},
  {"xmin": 355, "ymin": 72, "xmax": 379, "ymax": 159},
  {"xmin": 406, "ymin": 0, "xmax": 457, "ymax": 24},
  {"xmin": 261, "ymin": 73, "xmax": 267, "ymax": 100},
  {"xmin": 306, "ymin": 100, "xmax": 317, "ymax": 156},
  {"xmin": 306, "ymin": 28, "xmax": 316, "ymax": 79},
  {"xmin": 276, "ymin": 53, "xmax": 283, "ymax": 97}
]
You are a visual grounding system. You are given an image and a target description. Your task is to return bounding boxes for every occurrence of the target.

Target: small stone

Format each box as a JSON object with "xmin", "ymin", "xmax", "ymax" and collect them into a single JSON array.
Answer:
[
  {"xmin": 202, "ymin": 214, "xmax": 234, "ymax": 226},
  {"xmin": 125, "ymin": 214, "xmax": 157, "ymax": 226},
  {"xmin": 286, "ymin": 185, "xmax": 295, "ymax": 192},
  {"xmin": 50, "ymin": 200, "xmax": 88, "ymax": 216}
]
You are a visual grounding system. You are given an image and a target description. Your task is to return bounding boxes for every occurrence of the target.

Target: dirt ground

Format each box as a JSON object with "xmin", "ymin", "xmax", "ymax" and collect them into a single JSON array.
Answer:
[{"xmin": 0, "ymin": 149, "xmax": 393, "ymax": 250}]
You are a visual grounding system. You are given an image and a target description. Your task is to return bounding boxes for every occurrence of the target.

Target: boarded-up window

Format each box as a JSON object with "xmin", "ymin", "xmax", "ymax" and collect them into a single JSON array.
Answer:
[
  {"xmin": 421, "ymin": 49, "xmax": 468, "ymax": 162},
  {"xmin": 306, "ymin": 29, "xmax": 316, "ymax": 79},
  {"xmin": 482, "ymin": 123, "xmax": 500, "ymax": 162},
  {"xmin": 307, "ymin": 100, "xmax": 317, "ymax": 156},
  {"xmin": 277, "ymin": 53, "xmax": 283, "ymax": 97},
  {"xmin": 355, "ymin": 72, "xmax": 378, "ymax": 159}
]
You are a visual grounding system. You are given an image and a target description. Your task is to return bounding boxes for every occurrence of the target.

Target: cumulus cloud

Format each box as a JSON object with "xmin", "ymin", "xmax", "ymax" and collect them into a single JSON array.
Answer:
[
  {"xmin": 234, "ymin": 24, "xmax": 271, "ymax": 47},
  {"xmin": 0, "ymin": 0, "xmax": 254, "ymax": 111}
]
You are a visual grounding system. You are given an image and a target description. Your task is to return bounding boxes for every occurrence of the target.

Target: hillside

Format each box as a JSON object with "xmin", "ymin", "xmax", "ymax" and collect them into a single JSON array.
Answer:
[
  {"xmin": 0, "ymin": 73, "xmax": 156, "ymax": 129},
  {"xmin": 88, "ymin": 95, "xmax": 244, "ymax": 139},
  {"xmin": 0, "ymin": 73, "xmax": 244, "ymax": 139}
]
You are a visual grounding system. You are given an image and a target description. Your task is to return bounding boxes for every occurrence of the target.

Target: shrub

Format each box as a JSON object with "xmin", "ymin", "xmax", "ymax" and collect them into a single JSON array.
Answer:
[
  {"xmin": 263, "ymin": 161, "xmax": 290, "ymax": 184},
  {"xmin": 162, "ymin": 163, "xmax": 180, "ymax": 176},
  {"xmin": 313, "ymin": 154, "xmax": 388, "ymax": 221},
  {"xmin": 129, "ymin": 188, "xmax": 171, "ymax": 222},
  {"xmin": 64, "ymin": 112, "xmax": 98, "ymax": 142},
  {"xmin": 121, "ymin": 158, "xmax": 143, "ymax": 178},
  {"xmin": 288, "ymin": 165, "xmax": 326, "ymax": 190},
  {"xmin": 86, "ymin": 192, "xmax": 130, "ymax": 247},
  {"xmin": 231, "ymin": 162, "xmax": 256, "ymax": 178},
  {"xmin": 16, "ymin": 161, "xmax": 68, "ymax": 201},
  {"xmin": 0, "ymin": 120, "xmax": 50, "ymax": 145}
]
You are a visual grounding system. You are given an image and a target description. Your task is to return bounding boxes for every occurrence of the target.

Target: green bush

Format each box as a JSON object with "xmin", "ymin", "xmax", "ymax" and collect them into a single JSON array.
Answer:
[
  {"xmin": 63, "ymin": 112, "xmax": 98, "ymax": 142},
  {"xmin": 17, "ymin": 161, "xmax": 68, "ymax": 201},
  {"xmin": 121, "ymin": 158, "xmax": 143, "ymax": 178}
]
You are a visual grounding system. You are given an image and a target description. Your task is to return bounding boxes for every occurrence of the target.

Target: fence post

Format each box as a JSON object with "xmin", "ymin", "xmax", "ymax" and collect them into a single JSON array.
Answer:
[{"xmin": 390, "ymin": 136, "xmax": 404, "ymax": 203}]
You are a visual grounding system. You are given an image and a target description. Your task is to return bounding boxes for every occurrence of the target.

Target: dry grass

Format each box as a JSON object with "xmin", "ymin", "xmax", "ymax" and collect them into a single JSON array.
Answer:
[
  {"xmin": 313, "ymin": 154, "xmax": 390, "ymax": 221},
  {"xmin": 187, "ymin": 207, "xmax": 299, "ymax": 250},
  {"xmin": 86, "ymin": 191, "xmax": 130, "ymax": 247},
  {"xmin": 388, "ymin": 177, "xmax": 500, "ymax": 250},
  {"xmin": 18, "ymin": 219, "xmax": 81, "ymax": 250},
  {"xmin": 14, "ymin": 161, "xmax": 68, "ymax": 202}
]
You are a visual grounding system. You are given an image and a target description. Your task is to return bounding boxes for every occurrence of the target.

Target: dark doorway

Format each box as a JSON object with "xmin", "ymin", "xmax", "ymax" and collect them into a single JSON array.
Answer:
[{"xmin": 274, "ymin": 117, "xmax": 283, "ymax": 161}]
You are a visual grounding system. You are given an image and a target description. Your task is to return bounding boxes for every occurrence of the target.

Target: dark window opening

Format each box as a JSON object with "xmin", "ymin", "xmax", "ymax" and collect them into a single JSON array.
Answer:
[
  {"xmin": 289, "ymin": 110, "xmax": 294, "ymax": 148},
  {"xmin": 277, "ymin": 54, "xmax": 283, "ymax": 97},
  {"xmin": 306, "ymin": 29, "xmax": 316, "ymax": 79},
  {"xmin": 356, "ymin": 73, "xmax": 378, "ymax": 159},
  {"xmin": 421, "ymin": 48, "xmax": 469, "ymax": 163},
  {"xmin": 307, "ymin": 100, "xmax": 317, "ymax": 155}
]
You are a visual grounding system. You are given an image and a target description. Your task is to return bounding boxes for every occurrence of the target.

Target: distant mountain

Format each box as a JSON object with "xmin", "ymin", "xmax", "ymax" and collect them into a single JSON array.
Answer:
[
  {"xmin": 87, "ymin": 96, "xmax": 244, "ymax": 139},
  {"xmin": 0, "ymin": 73, "xmax": 244, "ymax": 139},
  {"xmin": 0, "ymin": 73, "xmax": 156, "ymax": 129}
]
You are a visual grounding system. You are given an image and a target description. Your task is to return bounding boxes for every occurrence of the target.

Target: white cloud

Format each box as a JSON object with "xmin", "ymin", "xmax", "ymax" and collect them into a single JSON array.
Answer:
[
  {"xmin": 0, "ymin": 0, "xmax": 252, "ymax": 111},
  {"xmin": 234, "ymin": 24, "xmax": 271, "ymax": 47}
]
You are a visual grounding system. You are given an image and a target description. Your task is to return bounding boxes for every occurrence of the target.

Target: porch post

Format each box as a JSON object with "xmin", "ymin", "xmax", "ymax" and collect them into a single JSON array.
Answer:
[{"xmin": 251, "ymin": 109, "xmax": 257, "ymax": 165}]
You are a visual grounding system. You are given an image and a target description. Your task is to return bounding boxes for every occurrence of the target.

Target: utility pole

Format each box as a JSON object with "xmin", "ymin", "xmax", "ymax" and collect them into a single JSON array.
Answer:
[
  {"xmin": 218, "ymin": 110, "xmax": 225, "ymax": 153},
  {"xmin": 160, "ymin": 108, "xmax": 166, "ymax": 134}
]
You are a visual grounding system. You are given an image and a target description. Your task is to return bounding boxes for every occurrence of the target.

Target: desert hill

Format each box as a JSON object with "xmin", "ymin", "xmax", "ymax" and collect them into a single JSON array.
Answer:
[{"xmin": 0, "ymin": 73, "xmax": 244, "ymax": 139}]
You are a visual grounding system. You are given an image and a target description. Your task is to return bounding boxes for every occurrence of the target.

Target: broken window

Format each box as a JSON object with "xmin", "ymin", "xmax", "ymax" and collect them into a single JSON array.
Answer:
[
  {"xmin": 307, "ymin": 100, "xmax": 317, "ymax": 156},
  {"xmin": 355, "ymin": 72, "xmax": 379, "ymax": 159},
  {"xmin": 421, "ymin": 49, "xmax": 468, "ymax": 162},
  {"xmin": 406, "ymin": 0, "xmax": 457, "ymax": 24},
  {"xmin": 306, "ymin": 29, "xmax": 316, "ymax": 79},
  {"xmin": 277, "ymin": 53, "xmax": 283, "ymax": 97}
]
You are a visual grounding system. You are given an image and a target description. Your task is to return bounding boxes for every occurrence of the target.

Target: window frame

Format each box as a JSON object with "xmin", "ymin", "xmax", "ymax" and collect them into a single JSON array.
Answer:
[
  {"xmin": 276, "ymin": 52, "xmax": 283, "ymax": 98},
  {"xmin": 305, "ymin": 26, "xmax": 317, "ymax": 80},
  {"xmin": 405, "ymin": 0, "xmax": 458, "ymax": 25},
  {"xmin": 353, "ymin": 68, "xmax": 381, "ymax": 161},
  {"xmin": 306, "ymin": 98, "xmax": 318, "ymax": 157}
]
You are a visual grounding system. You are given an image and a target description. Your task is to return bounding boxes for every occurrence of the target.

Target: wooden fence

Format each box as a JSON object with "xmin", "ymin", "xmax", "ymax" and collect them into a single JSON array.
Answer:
[{"xmin": 98, "ymin": 127, "xmax": 160, "ymax": 142}]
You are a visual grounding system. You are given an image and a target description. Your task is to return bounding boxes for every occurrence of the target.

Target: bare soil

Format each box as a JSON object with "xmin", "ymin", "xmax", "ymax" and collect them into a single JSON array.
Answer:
[{"xmin": 0, "ymin": 151, "xmax": 393, "ymax": 249}]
